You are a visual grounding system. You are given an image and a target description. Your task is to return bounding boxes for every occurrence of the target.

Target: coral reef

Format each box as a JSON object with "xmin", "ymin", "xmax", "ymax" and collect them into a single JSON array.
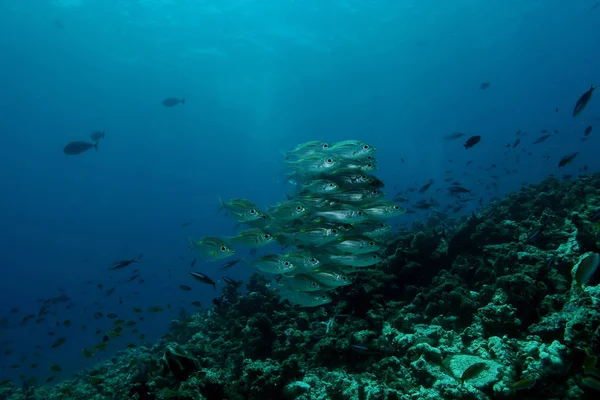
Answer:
[{"xmin": 3, "ymin": 174, "xmax": 600, "ymax": 399}]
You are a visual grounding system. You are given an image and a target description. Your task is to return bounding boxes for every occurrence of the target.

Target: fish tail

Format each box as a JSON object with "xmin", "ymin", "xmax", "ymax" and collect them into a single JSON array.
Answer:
[
  {"xmin": 94, "ymin": 141, "xmax": 99, "ymax": 151},
  {"xmin": 181, "ymin": 98, "xmax": 185, "ymax": 105},
  {"xmin": 212, "ymin": 282, "xmax": 216, "ymax": 291}
]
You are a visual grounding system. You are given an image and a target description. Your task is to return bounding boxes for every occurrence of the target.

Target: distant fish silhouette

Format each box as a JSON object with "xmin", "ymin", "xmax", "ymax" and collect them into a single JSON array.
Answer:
[
  {"xmin": 162, "ymin": 97, "xmax": 185, "ymax": 107},
  {"xmin": 573, "ymin": 83, "xmax": 597, "ymax": 117},
  {"xmin": 63, "ymin": 141, "xmax": 98, "ymax": 155}
]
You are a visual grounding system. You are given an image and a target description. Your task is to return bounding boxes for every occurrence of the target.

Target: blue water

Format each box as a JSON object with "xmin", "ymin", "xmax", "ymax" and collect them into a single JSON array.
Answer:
[{"xmin": 0, "ymin": 0, "xmax": 598, "ymax": 386}]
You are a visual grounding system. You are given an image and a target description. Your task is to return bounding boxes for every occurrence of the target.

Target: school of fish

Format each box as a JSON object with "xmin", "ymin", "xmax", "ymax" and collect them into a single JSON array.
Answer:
[{"xmin": 189, "ymin": 140, "xmax": 404, "ymax": 307}]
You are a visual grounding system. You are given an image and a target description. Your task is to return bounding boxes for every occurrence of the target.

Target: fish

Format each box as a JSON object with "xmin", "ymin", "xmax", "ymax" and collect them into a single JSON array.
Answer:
[
  {"xmin": 189, "ymin": 271, "xmax": 217, "ymax": 290},
  {"xmin": 109, "ymin": 257, "xmax": 138, "ymax": 270},
  {"xmin": 222, "ymin": 276, "xmax": 243, "ymax": 288},
  {"xmin": 277, "ymin": 274, "xmax": 324, "ymax": 292},
  {"xmin": 353, "ymin": 220, "xmax": 391, "ymax": 238},
  {"xmin": 533, "ymin": 134, "xmax": 551, "ymax": 144},
  {"xmin": 558, "ymin": 152, "xmax": 579, "ymax": 167},
  {"xmin": 309, "ymin": 268, "xmax": 352, "ymax": 287},
  {"xmin": 444, "ymin": 132, "xmax": 465, "ymax": 140},
  {"xmin": 219, "ymin": 259, "xmax": 241, "ymax": 270},
  {"xmin": 512, "ymin": 138, "xmax": 520, "ymax": 148},
  {"xmin": 230, "ymin": 229, "xmax": 275, "ymax": 248},
  {"xmin": 418, "ymin": 179, "xmax": 434, "ymax": 193},
  {"xmin": 162, "ymin": 97, "xmax": 185, "ymax": 107},
  {"xmin": 278, "ymin": 289, "xmax": 331, "ymax": 307},
  {"xmin": 63, "ymin": 141, "xmax": 98, "ymax": 155},
  {"xmin": 573, "ymin": 83, "xmax": 597, "ymax": 117},
  {"xmin": 581, "ymin": 377, "xmax": 600, "ymax": 391},
  {"xmin": 51, "ymin": 337, "xmax": 66, "ymax": 348},
  {"xmin": 463, "ymin": 136, "xmax": 481, "ymax": 149},
  {"xmin": 585, "ymin": 126, "xmax": 593, "ymax": 136},
  {"xmin": 90, "ymin": 130, "xmax": 105, "ymax": 142},
  {"xmin": 328, "ymin": 253, "xmax": 381, "ymax": 268},
  {"xmin": 479, "ymin": 82, "xmax": 490, "ymax": 90},
  {"xmin": 333, "ymin": 235, "xmax": 381, "ymax": 255},
  {"xmin": 510, "ymin": 378, "xmax": 536, "ymax": 390},
  {"xmin": 179, "ymin": 285, "xmax": 192, "ymax": 291},
  {"xmin": 361, "ymin": 202, "xmax": 405, "ymax": 219},
  {"xmin": 315, "ymin": 206, "xmax": 369, "ymax": 224},
  {"xmin": 458, "ymin": 362, "xmax": 488, "ymax": 384},
  {"xmin": 189, "ymin": 236, "xmax": 235, "ymax": 260},
  {"xmin": 248, "ymin": 254, "xmax": 297, "ymax": 274},
  {"xmin": 574, "ymin": 252, "xmax": 600, "ymax": 286}
]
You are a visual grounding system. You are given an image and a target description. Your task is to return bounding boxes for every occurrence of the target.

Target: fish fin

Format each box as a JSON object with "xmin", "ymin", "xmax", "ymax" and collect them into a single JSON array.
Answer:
[
  {"xmin": 181, "ymin": 98, "xmax": 185, "ymax": 105},
  {"xmin": 212, "ymin": 283, "xmax": 216, "ymax": 291},
  {"xmin": 94, "ymin": 141, "xmax": 99, "ymax": 151},
  {"xmin": 217, "ymin": 195, "xmax": 224, "ymax": 213}
]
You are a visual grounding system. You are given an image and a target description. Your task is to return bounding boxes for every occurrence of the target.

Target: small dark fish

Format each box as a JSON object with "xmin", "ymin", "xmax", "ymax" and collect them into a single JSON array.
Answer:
[
  {"xmin": 161, "ymin": 97, "xmax": 185, "ymax": 107},
  {"xmin": 459, "ymin": 362, "xmax": 488, "ymax": 384},
  {"xmin": 51, "ymin": 337, "xmax": 66, "ymax": 349},
  {"xmin": 219, "ymin": 259, "xmax": 241, "ymax": 270},
  {"xmin": 464, "ymin": 136, "xmax": 481, "ymax": 149},
  {"xmin": 418, "ymin": 179, "xmax": 434, "ymax": 193},
  {"xmin": 93, "ymin": 312, "xmax": 103, "ymax": 320},
  {"xmin": 527, "ymin": 223, "xmax": 546, "ymax": 242},
  {"xmin": 190, "ymin": 258, "xmax": 196, "ymax": 267},
  {"xmin": 512, "ymin": 138, "xmax": 520, "ymax": 148},
  {"xmin": 590, "ymin": 211, "xmax": 600, "ymax": 221},
  {"xmin": 181, "ymin": 221, "xmax": 192, "ymax": 228},
  {"xmin": 533, "ymin": 134, "xmax": 551, "ymax": 144},
  {"xmin": 179, "ymin": 285, "xmax": 192, "ymax": 291},
  {"xmin": 573, "ymin": 83, "xmax": 598, "ymax": 117},
  {"xmin": 222, "ymin": 276, "xmax": 243, "ymax": 288},
  {"xmin": 192, "ymin": 301, "xmax": 202, "ymax": 307},
  {"xmin": 585, "ymin": 126, "xmax": 592, "ymax": 136},
  {"xmin": 63, "ymin": 141, "xmax": 98, "ymax": 155},
  {"xmin": 543, "ymin": 256, "xmax": 555, "ymax": 272},
  {"xmin": 109, "ymin": 257, "xmax": 138, "ymax": 270},
  {"xmin": 190, "ymin": 271, "xmax": 216, "ymax": 290},
  {"xmin": 558, "ymin": 152, "xmax": 579, "ymax": 167},
  {"xmin": 479, "ymin": 82, "xmax": 490, "ymax": 90},
  {"xmin": 444, "ymin": 132, "xmax": 465, "ymax": 140},
  {"xmin": 448, "ymin": 186, "xmax": 472, "ymax": 195},
  {"xmin": 90, "ymin": 131, "xmax": 105, "ymax": 142}
]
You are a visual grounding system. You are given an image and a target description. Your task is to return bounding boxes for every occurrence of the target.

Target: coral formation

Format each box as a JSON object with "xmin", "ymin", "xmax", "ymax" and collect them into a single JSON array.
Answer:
[{"xmin": 3, "ymin": 174, "xmax": 600, "ymax": 399}]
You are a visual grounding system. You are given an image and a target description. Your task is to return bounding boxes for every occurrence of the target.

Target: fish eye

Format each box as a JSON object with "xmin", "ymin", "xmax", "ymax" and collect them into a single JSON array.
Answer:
[
  {"xmin": 358, "ymin": 211, "xmax": 364, "ymax": 216},
  {"xmin": 361, "ymin": 175, "xmax": 368, "ymax": 179},
  {"xmin": 250, "ymin": 209, "xmax": 256, "ymax": 214},
  {"xmin": 332, "ymin": 229, "xmax": 338, "ymax": 234},
  {"xmin": 329, "ymin": 183, "xmax": 335, "ymax": 187},
  {"xmin": 310, "ymin": 257, "xmax": 316, "ymax": 263},
  {"xmin": 369, "ymin": 241, "xmax": 375, "ymax": 246},
  {"xmin": 264, "ymin": 234, "xmax": 271, "ymax": 239},
  {"xmin": 380, "ymin": 223, "xmax": 385, "ymax": 227},
  {"xmin": 284, "ymin": 261, "xmax": 290, "ymax": 266},
  {"xmin": 363, "ymin": 145, "xmax": 369, "ymax": 149},
  {"xmin": 311, "ymin": 282, "xmax": 318, "ymax": 287},
  {"xmin": 372, "ymin": 255, "xmax": 378, "ymax": 259},
  {"xmin": 220, "ymin": 246, "xmax": 227, "ymax": 251},
  {"xmin": 394, "ymin": 205, "xmax": 400, "ymax": 210},
  {"xmin": 296, "ymin": 206, "xmax": 303, "ymax": 211},
  {"xmin": 326, "ymin": 158, "xmax": 333, "ymax": 163},
  {"xmin": 372, "ymin": 189, "xmax": 379, "ymax": 195},
  {"xmin": 342, "ymin": 276, "xmax": 348, "ymax": 281},
  {"xmin": 323, "ymin": 144, "xmax": 329, "ymax": 149},
  {"xmin": 367, "ymin": 163, "xmax": 373, "ymax": 168}
]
